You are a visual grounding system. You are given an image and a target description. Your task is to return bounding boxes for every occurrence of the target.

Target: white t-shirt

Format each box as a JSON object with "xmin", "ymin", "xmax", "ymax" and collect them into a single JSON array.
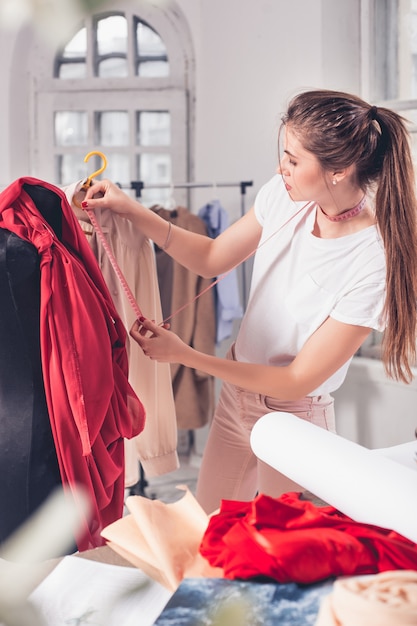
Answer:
[{"xmin": 234, "ymin": 174, "xmax": 386, "ymax": 395}]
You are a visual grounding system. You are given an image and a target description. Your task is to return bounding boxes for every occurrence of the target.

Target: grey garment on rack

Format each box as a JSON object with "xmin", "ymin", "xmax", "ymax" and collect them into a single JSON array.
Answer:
[{"xmin": 198, "ymin": 199, "xmax": 243, "ymax": 344}]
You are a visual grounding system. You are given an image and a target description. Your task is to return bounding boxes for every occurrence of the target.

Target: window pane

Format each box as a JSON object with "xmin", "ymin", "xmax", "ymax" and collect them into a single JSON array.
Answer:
[
  {"xmin": 138, "ymin": 61, "xmax": 169, "ymax": 77},
  {"xmin": 56, "ymin": 153, "xmax": 89, "ymax": 186},
  {"xmin": 58, "ymin": 63, "xmax": 87, "ymax": 79},
  {"xmin": 140, "ymin": 152, "xmax": 171, "ymax": 181},
  {"xmin": 97, "ymin": 111, "xmax": 129, "ymax": 146},
  {"xmin": 98, "ymin": 57, "xmax": 128, "ymax": 78},
  {"xmin": 105, "ymin": 154, "xmax": 130, "ymax": 186},
  {"xmin": 63, "ymin": 28, "xmax": 87, "ymax": 58},
  {"xmin": 56, "ymin": 27, "xmax": 86, "ymax": 78},
  {"xmin": 97, "ymin": 15, "xmax": 127, "ymax": 55},
  {"xmin": 137, "ymin": 153, "xmax": 172, "ymax": 205},
  {"xmin": 55, "ymin": 111, "xmax": 88, "ymax": 146},
  {"xmin": 137, "ymin": 111, "xmax": 170, "ymax": 146},
  {"xmin": 136, "ymin": 21, "xmax": 169, "ymax": 77},
  {"xmin": 137, "ymin": 22, "xmax": 167, "ymax": 57}
]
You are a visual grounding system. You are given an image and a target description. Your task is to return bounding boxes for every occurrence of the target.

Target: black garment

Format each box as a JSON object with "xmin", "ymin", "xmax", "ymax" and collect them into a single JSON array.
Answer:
[{"xmin": 0, "ymin": 187, "xmax": 63, "ymax": 545}]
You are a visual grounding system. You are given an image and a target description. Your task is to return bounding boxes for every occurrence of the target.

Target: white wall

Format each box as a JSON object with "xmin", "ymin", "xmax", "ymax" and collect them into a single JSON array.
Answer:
[
  {"xmin": 0, "ymin": 0, "xmax": 363, "ymax": 220},
  {"xmin": 0, "ymin": 29, "xmax": 16, "ymax": 186},
  {"xmin": 334, "ymin": 357, "xmax": 417, "ymax": 448},
  {"xmin": 179, "ymin": 0, "xmax": 363, "ymax": 220}
]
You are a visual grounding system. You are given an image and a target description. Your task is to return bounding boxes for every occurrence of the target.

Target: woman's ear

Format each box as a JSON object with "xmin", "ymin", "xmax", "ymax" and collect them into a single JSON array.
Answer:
[{"xmin": 332, "ymin": 165, "xmax": 355, "ymax": 185}]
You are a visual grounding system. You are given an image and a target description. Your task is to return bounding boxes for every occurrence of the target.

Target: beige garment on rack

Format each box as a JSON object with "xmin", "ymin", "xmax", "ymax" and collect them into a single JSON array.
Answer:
[{"xmin": 63, "ymin": 182, "xmax": 179, "ymax": 486}]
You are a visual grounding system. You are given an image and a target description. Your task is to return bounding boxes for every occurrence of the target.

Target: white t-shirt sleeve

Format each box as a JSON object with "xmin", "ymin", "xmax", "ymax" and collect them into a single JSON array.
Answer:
[{"xmin": 331, "ymin": 280, "xmax": 386, "ymax": 331}]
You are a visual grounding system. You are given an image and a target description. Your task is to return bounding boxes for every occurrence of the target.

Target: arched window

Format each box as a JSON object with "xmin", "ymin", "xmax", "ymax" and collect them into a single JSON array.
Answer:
[
  {"xmin": 54, "ymin": 14, "xmax": 170, "ymax": 79},
  {"xmin": 32, "ymin": 4, "xmax": 192, "ymax": 206}
]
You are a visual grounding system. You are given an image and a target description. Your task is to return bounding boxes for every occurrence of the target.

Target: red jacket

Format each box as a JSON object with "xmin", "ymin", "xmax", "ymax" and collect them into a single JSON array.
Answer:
[{"xmin": 0, "ymin": 178, "xmax": 145, "ymax": 550}]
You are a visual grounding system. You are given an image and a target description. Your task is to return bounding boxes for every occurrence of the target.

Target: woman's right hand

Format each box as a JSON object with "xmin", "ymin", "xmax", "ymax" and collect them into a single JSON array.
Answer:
[
  {"xmin": 130, "ymin": 317, "xmax": 191, "ymax": 365},
  {"xmin": 82, "ymin": 178, "xmax": 141, "ymax": 219}
]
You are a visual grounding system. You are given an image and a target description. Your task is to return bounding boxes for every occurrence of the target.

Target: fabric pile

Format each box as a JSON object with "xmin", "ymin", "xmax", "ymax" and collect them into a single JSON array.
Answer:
[{"xmin": 199, "ymin": 492, "xmax": 417, "ymax": 584}]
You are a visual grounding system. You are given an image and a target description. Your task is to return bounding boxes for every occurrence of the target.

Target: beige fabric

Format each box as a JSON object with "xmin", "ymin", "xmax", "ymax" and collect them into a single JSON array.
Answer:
[
  {"xmin": 101, "ymin": 486, "xmax": 222, "ymax": 591},
  {"xmin": 63, "ymin": 183, "xmax": 179, "ymax": 484},
  {"xmin": 315, "ymin": 570, "xmax": 417, "ymax": 626},
  {"xmin": 153, "ymin": 207, "xmax": 216, "ymax": 429}
]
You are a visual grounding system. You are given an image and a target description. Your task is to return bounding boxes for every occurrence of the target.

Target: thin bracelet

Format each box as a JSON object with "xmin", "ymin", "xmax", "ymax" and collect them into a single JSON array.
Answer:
[{"xmin": 161, "ymin": 221, "xmax": 173, "ymax": 251}]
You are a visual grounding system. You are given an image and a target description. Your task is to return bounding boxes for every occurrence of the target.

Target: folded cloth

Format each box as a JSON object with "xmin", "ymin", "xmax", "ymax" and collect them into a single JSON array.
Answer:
[
  {"xmin": 101, "ymin": 486, "xmax": 222, "ymax": 591},
  {"xmin": 199, "ymin": 492, "xmax": 417, "ymax": 584},
  {"xmin": 315, "ymin": 570, "xmax": 417, "ymax": 625}
]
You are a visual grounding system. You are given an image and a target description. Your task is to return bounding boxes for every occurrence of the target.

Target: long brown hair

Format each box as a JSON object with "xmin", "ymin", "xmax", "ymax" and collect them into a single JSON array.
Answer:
[{"xmin": 283, "ymin": 89, "xmax": 417, "ymax": 383}]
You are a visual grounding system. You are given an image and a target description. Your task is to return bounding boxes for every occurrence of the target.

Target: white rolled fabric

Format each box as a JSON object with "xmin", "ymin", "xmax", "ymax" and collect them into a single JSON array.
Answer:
[{"xmin": 250, "ymin": 412, "xmax": 417, "ymax": 543}]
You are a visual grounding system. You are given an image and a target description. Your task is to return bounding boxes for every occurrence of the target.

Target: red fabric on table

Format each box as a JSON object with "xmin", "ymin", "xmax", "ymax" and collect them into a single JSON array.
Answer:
[{"xmin": 199, "ymin": 492, "xmax": 417, "ymax": 584}]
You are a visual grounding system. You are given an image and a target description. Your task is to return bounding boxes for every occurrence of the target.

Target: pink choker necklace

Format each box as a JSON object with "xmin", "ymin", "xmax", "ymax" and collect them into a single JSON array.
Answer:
[{"xmin": 319, "ymin": 195, "xmax": 367, "ymax": 222}]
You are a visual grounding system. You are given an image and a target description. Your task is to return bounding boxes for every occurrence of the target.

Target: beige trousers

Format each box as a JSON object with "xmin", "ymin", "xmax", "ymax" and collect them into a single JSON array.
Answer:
[{"xmin": 196, "ymin": 347, "xmax": 335, "ymax": 515}]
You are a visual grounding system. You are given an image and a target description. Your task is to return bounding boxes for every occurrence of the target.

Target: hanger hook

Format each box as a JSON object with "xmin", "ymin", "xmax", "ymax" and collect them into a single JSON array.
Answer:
[
  {"xmin": 72, "ymin": 150, "xmax": 108, "ymax": 208},
  {"xmin": 84, "ymin": 150, "xmax": 108, "ymax": 187}
]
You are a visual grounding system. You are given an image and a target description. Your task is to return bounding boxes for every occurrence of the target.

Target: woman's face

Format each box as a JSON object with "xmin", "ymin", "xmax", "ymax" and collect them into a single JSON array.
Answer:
[{"xmin": 278, "ymin": 126, "xmax": 330, "ymax": 203}]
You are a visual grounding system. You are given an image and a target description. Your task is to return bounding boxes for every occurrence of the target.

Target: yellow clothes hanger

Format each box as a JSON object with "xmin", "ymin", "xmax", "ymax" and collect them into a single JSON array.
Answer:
[
  {"xmin": 81, "ymin": 150, "xmax": 108, "ymax": 191},
  {"xmin": 73, "ymin": 150, "xmax": 108, "ymax": 208},
  {"xmin": 71, "ymin": 150, "xmax": 144, "ymax": 319}
]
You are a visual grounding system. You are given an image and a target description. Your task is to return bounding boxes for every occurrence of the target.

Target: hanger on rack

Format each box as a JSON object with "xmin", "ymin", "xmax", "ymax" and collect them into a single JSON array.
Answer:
[
  {"xmin": 73, "ymin": 151, "xmax": 144, "ymax": 319},
  {"xmin": 81, "ymin": 150, "xmax": 108, "ymax": 191},
  {"xmin": 73, "ymin": 151, "xmax": 108, "ymax": 209}
]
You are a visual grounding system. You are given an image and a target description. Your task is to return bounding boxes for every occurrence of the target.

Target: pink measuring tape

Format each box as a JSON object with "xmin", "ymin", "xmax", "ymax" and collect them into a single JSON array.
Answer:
[
  {"xmin": 85, "ymin": 199, "xmax": 311, "ymax": 327},
  {"xmin": 83, "ymin": 205, "xmax": 144, "ymax": 320},
  {"xmin": 73, "ymin": 151, "xmax": 144, "ymax": 320},
  {"xmin": 77, "ymin": 152, "xmax": 310, "ymax": 325}
]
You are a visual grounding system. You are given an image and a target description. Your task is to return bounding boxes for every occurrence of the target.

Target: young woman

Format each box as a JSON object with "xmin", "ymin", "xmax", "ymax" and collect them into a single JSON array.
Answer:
[{"xmin": 83, "ymin": 89, "xmax": 417, "ymax": 514}]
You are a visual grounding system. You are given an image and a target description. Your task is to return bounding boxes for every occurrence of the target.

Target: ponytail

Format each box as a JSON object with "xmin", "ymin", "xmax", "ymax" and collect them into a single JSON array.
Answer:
[{"xmin": 373, "ymin": 108, "xmax": 417, "ymax": 382}]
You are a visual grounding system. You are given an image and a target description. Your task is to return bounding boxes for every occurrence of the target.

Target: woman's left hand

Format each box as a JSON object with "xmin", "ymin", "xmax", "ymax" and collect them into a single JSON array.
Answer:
[{"xmin": 130, "ymin": 317, "xmax": 189, "ymax": 363}]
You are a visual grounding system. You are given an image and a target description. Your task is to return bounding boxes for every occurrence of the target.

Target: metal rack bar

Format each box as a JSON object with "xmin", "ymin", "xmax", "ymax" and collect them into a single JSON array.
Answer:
[{"xmin": 127, "ymin": 180, "xmax": 253, "ymax": 197}]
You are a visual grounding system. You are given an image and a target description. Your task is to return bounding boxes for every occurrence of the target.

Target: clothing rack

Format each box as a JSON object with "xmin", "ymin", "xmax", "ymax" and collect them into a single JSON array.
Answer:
[
  {"xmin": 125, "ymin": 179, "xmax": 253, "ymax": 307},
  {"xmin": 124, "ymin": 180, "xmax": 253, "ymax": 499},
  {"xmin": 126, "ymin": 180, "xmax": 253, "ymax": 219}
]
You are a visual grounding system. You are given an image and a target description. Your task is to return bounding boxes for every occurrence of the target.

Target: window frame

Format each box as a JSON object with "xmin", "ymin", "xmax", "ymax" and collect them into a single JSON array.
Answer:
[
  {"xmin": 34, "ymin": 87, "xmax": 188, "ymax": 192},
  {"xmin": 361, "ymin": 1, "xmax": 417, "ymax": 157},
  {"xmin": 30, "ymin": 2, "xmax": 194, "ymax": 205}
]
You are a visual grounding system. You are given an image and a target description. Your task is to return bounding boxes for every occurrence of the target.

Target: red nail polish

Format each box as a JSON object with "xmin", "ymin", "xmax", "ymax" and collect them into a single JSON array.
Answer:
[
  {"xmin": 81, "ymin": 201, "xmax": 88, "ymax": 208},
  {"xmin": 139, "ymin": 316, "xmax": 145, "ymax": 322}
]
